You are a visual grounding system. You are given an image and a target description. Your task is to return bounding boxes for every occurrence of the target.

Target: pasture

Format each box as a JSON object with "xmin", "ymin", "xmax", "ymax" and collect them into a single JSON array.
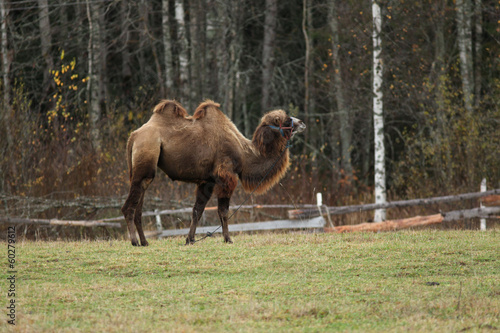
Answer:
[{"xmin": 5, "ymin": 230, "xmax": 499, "ymax": 332}]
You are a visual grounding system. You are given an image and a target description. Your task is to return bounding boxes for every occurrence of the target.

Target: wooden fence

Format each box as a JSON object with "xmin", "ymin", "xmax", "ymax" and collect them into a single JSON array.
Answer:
[{"xmin": 1, "ymin": 185, "xmax": 499, "ymax": 237}]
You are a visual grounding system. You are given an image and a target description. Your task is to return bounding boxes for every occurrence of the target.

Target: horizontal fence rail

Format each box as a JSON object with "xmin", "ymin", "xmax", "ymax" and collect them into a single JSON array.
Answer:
[
  {"xmin": 158, "ymin": 216, "xmax": 326, "ymax": 237},
  {"xmin": 289, "ymin": 189, "xmax": 500, "ymax": 220}
]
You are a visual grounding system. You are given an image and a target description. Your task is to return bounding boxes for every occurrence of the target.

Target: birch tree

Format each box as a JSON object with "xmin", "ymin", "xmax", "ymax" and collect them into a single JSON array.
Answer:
[
  {"xmin": 456, "ymin": 0, "xmax": 474, "ymax": 114},
  {"xmin": 372, "ymin": 0, "xmax": 386, "ymax": 222},
  {"xmin": 328, "ymin": 0, "xmax": 352, "ymax": 178}
]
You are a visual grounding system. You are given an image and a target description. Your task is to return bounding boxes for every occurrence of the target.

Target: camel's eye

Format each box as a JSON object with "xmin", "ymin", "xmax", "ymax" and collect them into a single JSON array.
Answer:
[{"xmin": 274, "ymin": 117, "xmax": 281, "ymax": 125}]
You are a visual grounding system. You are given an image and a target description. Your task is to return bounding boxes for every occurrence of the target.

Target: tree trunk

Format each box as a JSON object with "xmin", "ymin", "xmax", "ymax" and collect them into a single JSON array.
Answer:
[
  {"xmin": 37, "ymin": 0, "xmax": 54, "ymax": 96},
  {"xmin": 473, "ymin": 0, "xmax": 482, "ymax": 107},
  {"xmin": 224, "ymin": 2, "xmax": 242, "ymax": 121},
  {"xmin": 175, "ymin": 0, "xmax": 189, "ymax": 104},
  {"xmin": 162, "ymin": 0, "xmax": 173, "ymax": 95},
  {"xmin": 328, "ymin": 0, "xmax": 352, "ymax": 179},
  {"xmin": 456, "ymin": 0, "xmax": 474, "ymax": 113},
  {"xmin": 0, "ymin": 0, "xmax": 13, "ymax": 150},
  {"xmin": 372, "ymin": 0, "xmax": 386, "ymax": 222},
  {"xmin": 86, "ymin": 0, "xmax": 102, "ymax": 151},
  {"xmin": 182, "ymin": 0, "xmax": 193, "ymax": 107},
  {"xmin": 121, "ymin": 0, "xmax": 132, "ymax": 101},
  {"xmin": 97, "ymin": 3, "xmax": 108, "ymax": 113},
  {"xmin": 302, "ymin": 0, "xmax": 311, "ymax": 123},
  {"xmin": 191, "ymin": 0, "xmax": 207, "ymax": 102},
  {"xmin": 261, "ymin": 0, "xmax": 277, "ymax": 111}
]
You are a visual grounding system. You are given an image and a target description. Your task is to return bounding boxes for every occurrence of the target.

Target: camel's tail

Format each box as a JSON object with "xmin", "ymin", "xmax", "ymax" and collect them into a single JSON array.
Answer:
[
  {"xmin": 153, "ymin": 99, "xmax": 188, "ymax": 118},
  {"xmin": 126, "ymin": 135, "xmax": 134, "ymax": 181}
]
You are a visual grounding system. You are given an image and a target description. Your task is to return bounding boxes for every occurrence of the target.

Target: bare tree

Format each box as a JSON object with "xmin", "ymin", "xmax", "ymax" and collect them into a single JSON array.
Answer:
[
  {"xmin": 0, "ymin": 0, "xmax": 13, "ymax": 149},
  {"xmin": 328, "ymin": 0, "xmax": 352, "ymax": 179},
  {"xmin": 121, "ymin": 0, "xmax": 132, "ymax": 100},
  {"xmin": 474, "ymin": 0, "xmax": 482, "ymax": 106},
  {"xmin": 37, "ymin": 0, "xmax": 54, "ymax": 100},
  {"xmin": 87, "ymin": 0, "xmax": 102, "ymax": 151},
  {"xmin": 372, "ymin": 0, "xmax": 386, "ymax": 222},
  {"xmin": 162, "ymin": 0, "xmax": 173, "ymax": 95},
  {"xmin": 261, "ymin": 0, "xmax": 277, "ymax": 111},
  {"xmin": 175, "ymin": 0, "xmax": 189, "ymax": 104},
  {"xmin": 456, "ymin": 0, "xmax": 474, "ymax": 113},
  {"xmin": 302, "ymin": 0, "xmax": 312, "ymax": 120}
]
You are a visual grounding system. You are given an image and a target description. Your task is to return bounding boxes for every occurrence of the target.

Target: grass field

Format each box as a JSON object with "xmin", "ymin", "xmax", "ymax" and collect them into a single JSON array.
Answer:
[{"xmin": 3, "ymin": 230, "xmax": 499, "ymax": 332}]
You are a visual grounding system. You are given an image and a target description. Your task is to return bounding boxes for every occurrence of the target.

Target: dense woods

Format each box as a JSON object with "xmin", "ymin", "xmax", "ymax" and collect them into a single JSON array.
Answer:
[{"xmin": 0, "ymin": 0, "xmax": 499, "ymax": 214}]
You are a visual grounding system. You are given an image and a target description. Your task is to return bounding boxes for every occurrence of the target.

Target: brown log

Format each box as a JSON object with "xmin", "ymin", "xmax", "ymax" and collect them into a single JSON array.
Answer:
[
  {"xmin": 325, "ymin": 214, "xmax": 444, "ymax": 233},
  {"xmin": 482, "ymin": 195, "xmax": 500, "ymax": 206},
  {"xmin": 324, "ymin": 206, "xmax": 500, "ymax": 233}
]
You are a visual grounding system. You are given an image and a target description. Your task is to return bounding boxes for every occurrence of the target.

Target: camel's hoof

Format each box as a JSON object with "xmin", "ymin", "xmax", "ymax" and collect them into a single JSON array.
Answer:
[
  {"xmin": 131, "ymin": 240, "xmax": 140, "ymax": 246},
  {"xmin": 224, "ymin": 238, "xmax": 233, "ymax": 244},
  {"xmin": 141, "ymin": 241, "xmax": 149, "ymax": 247},
  {"xmin": 185, "ymin": 238, "xmax": 195, "ymax": 245}
]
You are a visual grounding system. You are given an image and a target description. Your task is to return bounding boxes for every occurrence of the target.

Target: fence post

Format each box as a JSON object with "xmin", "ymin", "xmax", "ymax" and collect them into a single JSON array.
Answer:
[
  {"xmin": 155, "ymin": 209, "xmax": 163, "ymax": 232},
  {"xmin": 317, "ymin": 192, "xmax": 333, "ymax": 228},
  {"xmin": 480, "ymin": 178, "xmax": 486, "ymax": 231}
]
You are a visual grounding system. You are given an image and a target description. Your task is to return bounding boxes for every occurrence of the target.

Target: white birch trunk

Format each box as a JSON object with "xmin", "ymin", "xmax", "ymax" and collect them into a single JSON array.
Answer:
[
  {"xmin": 162, "ymin": 0, "xmax": 173, "ymax": 93},
  {"xmin": 372, "ymin": 0, "xmax": 386, "ymax": 222},
  {"xmin": 456, "ymin": 0, "xmax": 474, "ymax": 113}
]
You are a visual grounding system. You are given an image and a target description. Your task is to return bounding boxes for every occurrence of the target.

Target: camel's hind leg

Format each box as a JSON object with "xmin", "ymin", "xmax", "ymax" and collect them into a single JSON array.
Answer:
[
  {"xmin": 186, "ymin": 182, "xmax": 214, "ymax": 245},
  {"xmin": 134, "ymin": 191, "xmax": 149, "ymax": 246},
  {"xmin": 122, "ymin": 177, "xmax": 154, "ymax": 246}
]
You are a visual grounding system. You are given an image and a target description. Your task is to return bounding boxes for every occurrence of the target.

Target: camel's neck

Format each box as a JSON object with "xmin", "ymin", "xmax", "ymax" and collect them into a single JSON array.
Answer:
[{"xmin": 240, "ymin": 140, "xmax": 290, "ymax": 195}]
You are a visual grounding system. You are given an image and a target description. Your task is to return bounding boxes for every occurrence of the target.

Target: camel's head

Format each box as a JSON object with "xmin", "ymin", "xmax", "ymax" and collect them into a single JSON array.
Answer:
[
  {"xmin": 262, "ymin": 110, "xmax": 306, "ymax": 139},
  {"xmin": 253, "ymin": 110, "xmax": 306, "ymax": 154}
]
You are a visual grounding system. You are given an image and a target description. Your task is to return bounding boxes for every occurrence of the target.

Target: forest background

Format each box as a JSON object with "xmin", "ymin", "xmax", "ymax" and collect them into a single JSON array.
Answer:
[{"xmin": 0, "ymin": 0, "xmax": 499, "ymax": 226}]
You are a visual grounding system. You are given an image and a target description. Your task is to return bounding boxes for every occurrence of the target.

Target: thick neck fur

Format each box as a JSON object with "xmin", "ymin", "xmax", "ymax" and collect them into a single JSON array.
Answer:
[{"xmin": 239, "ymin": 125, "xmax": 290, "ymax": 195}]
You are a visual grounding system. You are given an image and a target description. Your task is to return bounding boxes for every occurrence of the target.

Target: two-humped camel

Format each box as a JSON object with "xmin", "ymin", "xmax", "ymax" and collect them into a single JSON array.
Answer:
[{"xmin": 122, "ymin": 100, "xmax": 306, "ymax": 246}]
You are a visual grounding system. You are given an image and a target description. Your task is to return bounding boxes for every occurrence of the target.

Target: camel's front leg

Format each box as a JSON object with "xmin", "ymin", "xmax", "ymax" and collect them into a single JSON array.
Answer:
[
  {"xmin": 186, "ymin": 183, "xmax": 214, "ymax": 245},
  {"xmin": 217, "ymin": 197, "xmax": 232, "ymax": 244}
]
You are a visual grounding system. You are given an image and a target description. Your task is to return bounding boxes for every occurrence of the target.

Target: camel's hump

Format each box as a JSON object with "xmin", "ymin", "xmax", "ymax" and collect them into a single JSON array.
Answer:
[
  {"xmin": 153, "ymin": 100, "xmax": 188, "ymax": 117},
  {"xmin": 192, "ymin": 100, "xmax": 222, "ymax": 120}
]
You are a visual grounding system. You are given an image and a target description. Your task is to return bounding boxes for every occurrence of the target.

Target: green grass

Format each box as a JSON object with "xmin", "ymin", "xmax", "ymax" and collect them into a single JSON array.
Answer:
[{"xmin": 3, "ymin": 230, "xmax": 500, "ymax": 332}]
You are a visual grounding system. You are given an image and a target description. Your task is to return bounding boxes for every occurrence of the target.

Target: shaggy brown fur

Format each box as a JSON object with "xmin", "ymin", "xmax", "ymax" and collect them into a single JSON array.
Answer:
[{"xmin": 121, "ymin": 99, "xmax": 306, "ymax": 246}]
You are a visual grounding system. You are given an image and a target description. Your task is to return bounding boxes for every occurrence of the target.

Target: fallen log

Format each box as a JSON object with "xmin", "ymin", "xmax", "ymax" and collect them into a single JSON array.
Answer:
[
  {"xmin": 289, "ymin": 189, "xmax": 500, "ymax": 220},
  {"xmin": 325, "ymin": 214, "xmax": 443, "ymax": 233},
  {"xmin": 325, "ymin": 206, "xmax": 500, "ymax": 233},
  {"xmin": 482, "ymin": 195, "xmax": 500, "ymax": 206},
  {"xmin": 0, "ymin": 216, "xmax": 121, "ymax": 228}
]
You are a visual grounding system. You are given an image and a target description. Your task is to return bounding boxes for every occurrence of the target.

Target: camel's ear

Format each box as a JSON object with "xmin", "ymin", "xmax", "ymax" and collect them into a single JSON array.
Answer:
[{"xmin": 253, "ymin": 125, "xmax": 274, "ymax": 155}]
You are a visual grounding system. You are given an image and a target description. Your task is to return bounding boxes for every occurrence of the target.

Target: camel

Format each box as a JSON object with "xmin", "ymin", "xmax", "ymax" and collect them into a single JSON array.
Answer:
[{"xmin": 121, "ymin": 99, "xmax": 306, "ymax": 246}]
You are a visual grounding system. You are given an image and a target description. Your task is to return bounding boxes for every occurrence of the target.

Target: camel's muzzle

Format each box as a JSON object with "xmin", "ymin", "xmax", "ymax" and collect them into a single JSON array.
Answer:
[{"xmin": 290, "ymin": 117, "xmax": 306, "ymax": 137}]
